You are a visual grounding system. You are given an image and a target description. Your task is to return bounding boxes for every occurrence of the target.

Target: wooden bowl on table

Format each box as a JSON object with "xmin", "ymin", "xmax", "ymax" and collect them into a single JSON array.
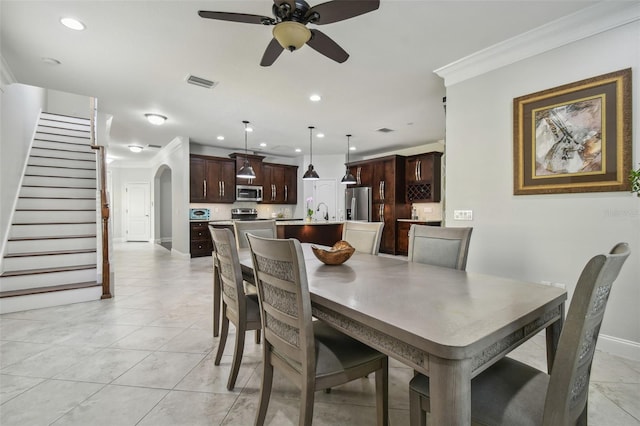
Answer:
[{"xmin": 311, "ymin": 240, "xmax": 355, "ymax": 265}]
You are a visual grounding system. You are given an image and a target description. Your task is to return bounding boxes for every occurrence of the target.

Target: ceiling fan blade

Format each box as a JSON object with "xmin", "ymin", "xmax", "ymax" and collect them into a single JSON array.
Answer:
[
  {"xmin": 198, "ymin": 10, "xmax": 273, "ymax": 25},
  {"xmin": 307, "ymin": 0, "xmax": 380, "ymax": 25},
  {"xmin": 260, "ymin": 38, "xmax": 284, "ymax": 66},
  {"xmin": 306, "ymin": 29, "xmax": 349, "ymax": 63}
]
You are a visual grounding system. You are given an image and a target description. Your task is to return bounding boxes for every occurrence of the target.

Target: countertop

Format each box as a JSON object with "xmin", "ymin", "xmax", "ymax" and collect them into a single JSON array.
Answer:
[
  {"xmin": 397, "ymin": 219, "xmax": 442, "ymax": 223},
  {"xmin": 207, "ymin": 219, "xmax": 344, "ymax": 226}
]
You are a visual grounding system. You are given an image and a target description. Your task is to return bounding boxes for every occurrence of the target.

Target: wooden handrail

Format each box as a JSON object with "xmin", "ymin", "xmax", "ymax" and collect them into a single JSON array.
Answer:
[{"xmin": 89, "ymin": 97, "xmax": 112, "ymax": 299}]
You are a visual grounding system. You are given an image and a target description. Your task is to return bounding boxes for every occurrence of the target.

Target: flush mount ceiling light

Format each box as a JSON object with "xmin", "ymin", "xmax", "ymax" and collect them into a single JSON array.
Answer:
[
  {"xmin": 60, "ymin": 17, "xmax": 85, "ymax": 30},
  {"xmin": 128, "ymin": 145, "xmax": 143, "ymax": 153},
  {"xmin": 309, "ymin": 94, "xmax": 321, "ymax": 102},
  {"xmin": 302, "ymin": 126, "xmax": 320, "ymax": 180},
  {"xmin": 316, "ymin": 133, "xmax": 325, "ymax": 138},
  {"xmin": 217, "ymin": 135, "xmax": 225, "ymax": 140},
  {"xmin": 236, "ymin": 120, "xmax": 257, "ymax": 179},
  {"xmin": 145, "ymin": 113, "xmax": 167, "ymax": 125},
  {"xmin": 341, "ymin": 134, "xmax": 357, "ymax": 185}
]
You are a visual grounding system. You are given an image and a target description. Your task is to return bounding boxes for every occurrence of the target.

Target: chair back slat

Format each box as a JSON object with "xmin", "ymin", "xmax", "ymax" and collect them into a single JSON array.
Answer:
[
  {"xmin": 543, "ymin": 242, "xmax": 630, "ymax": 425},
  {"xmin": 233, "ymin": 220, "xmax": 277, "ymax": 249},
  {"xmin": 342, "ymin": 221, "xmax": 384, "ymax": 255},
  {"xmin": 210, "ymin": 228, "xmax": 247, "ymax": 320},
  {"xmin": 407, "ymin": 226, "xmax": 472, "ymax": 270},
  {"xmin": 248, "ymin": 235, "xmax": 315, "ymax": 374}
]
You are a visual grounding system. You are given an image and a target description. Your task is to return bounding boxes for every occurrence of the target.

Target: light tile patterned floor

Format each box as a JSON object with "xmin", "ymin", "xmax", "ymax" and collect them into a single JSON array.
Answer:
[{"xmin": 1, "ymin": 242, "xmax": 638, "ymax": 425}]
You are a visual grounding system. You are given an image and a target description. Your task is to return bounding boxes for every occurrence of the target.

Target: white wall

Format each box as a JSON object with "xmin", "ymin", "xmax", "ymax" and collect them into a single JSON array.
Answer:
[
  {"xmin": 444, "ymin": 21, "xmax": 639, "ymax": 357},
  {"xmin": 0, "ymin": 84, "xmax": 45, "ymax": 258}
]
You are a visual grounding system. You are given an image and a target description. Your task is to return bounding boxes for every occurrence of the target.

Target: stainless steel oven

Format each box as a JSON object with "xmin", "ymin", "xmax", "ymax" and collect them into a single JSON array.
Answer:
[{"xmin": 236, "ymin": 185, "xmax": 263, "ymax": 202}]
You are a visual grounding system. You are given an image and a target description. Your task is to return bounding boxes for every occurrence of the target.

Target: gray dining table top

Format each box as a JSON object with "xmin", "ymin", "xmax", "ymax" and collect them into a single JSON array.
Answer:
[{"xmin": 238, "ymin": 243, "xmax": 567, "ymax": 360}]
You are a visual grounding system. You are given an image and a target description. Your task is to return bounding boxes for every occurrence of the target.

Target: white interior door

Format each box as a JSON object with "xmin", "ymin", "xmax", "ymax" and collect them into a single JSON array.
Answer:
[
  {"xmin": 313, "ymin": 179, "xmax": 337, "ymax": 221},
  {"xmin": 126, "ymin": 182, "xmax": 150, "ymax": 241}
]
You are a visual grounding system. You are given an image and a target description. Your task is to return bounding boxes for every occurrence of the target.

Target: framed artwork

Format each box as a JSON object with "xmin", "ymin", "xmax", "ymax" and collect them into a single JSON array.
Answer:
[{"xmin": 513, "ymin": 68, "xmax": 631, "ymax": 195}]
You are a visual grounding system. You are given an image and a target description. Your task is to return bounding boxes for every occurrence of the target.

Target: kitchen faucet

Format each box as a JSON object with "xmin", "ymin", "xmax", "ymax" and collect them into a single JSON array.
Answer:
[{"xmin": 316, "ymin": 202, "xmax": 329, "ymax": 221}]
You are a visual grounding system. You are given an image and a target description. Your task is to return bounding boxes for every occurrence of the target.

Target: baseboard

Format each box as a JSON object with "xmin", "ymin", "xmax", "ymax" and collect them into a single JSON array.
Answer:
[
  {"xmin": 160, "ymin": 237, "xmax": 172, "ymax": 243},
  {"xmin": 597, "ymin": 334, "xmax": 640, "ymax": 361},
  {"xmin": 171, "ymin": 248, "xmax": 190, "ymax": 259}
]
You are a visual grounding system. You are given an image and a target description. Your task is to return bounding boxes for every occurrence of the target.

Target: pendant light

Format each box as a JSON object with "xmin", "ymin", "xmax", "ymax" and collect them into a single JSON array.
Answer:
[
  {"xmin": 340, "ymin": 134, "xmax": 357, "ymax": 184},
  {"xmin": 236, "ymin": 120, "xmax": 256, "ymax": 179},
  {"xmin": 302, "ymin": 126, "xmax": 320, "ymax": 180}
]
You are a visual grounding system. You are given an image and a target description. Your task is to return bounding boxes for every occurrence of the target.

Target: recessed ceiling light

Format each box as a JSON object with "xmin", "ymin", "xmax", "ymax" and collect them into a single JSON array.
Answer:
[
  {"xmin": 350, "ymin": 146, "xmax": 356, "ymax": 151},
  {"xmin": 60, "ymin": 17, "xmax": 85, "ymax": 31},
  {"xmin": 259, "ymin": 142, "xmax": 267, "ymax": 147},
  {"xmin": 128, "ymin": 145, "xmax": 143, "ymax": 153},
  {"xmin": 245, "ymin": 126, "xmax": 253, "ymax": 132},
  {"xmin": 217, "ymin": 135, "xmax": 225, "ymax": 141},
  {"xmin": 309, "ymin": 94, "xmax": 321, "ymax": 102},
  {"xmin": 317, "ymin": 133, "xmax": 325, "ymax": 138},
  {"xmin": 295, "ymin": 148, "xmax": 302, "ymax": 153},
  {"xmin": 145, "ymin": 113, "xmax": 167, "ymax": 125}
]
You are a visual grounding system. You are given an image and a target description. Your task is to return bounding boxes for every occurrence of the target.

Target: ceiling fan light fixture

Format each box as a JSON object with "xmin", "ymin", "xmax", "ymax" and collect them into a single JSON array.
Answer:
[
  {"xmin": 145, "ymin": 113, "xmax": 167, "ymax": 125},
  {"xmin": 237, "ymin": 120, "xmax": 257, "ymax": 179},
  {"xmin": 303, "ymin": 126, "xmax": 320, "ymax": 180},
  {"xmin": 341, "ymin": 134, "xmax": 357, "ymax": 185},
  {"xmin": 273, "ymin": 21, "xmax": 311, "ymax": 51}
]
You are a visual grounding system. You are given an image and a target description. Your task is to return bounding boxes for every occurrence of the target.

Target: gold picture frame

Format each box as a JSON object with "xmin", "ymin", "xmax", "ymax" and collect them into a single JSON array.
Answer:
[{"xmin": 514, "ymin": 68, "xmax": 631, "ymax": 195}]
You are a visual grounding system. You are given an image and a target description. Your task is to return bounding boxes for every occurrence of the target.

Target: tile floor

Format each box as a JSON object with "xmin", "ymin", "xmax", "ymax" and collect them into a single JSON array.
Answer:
[{"xmin": 1, "ymin": 242, "xmax": 638, "ymax": 425}]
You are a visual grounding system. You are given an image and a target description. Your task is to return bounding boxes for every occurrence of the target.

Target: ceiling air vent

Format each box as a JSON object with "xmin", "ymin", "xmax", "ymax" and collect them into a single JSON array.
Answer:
[
  {"xmin": 376, "ymin": 127, "xmax": 394, "ymax": 133},
  {"xmin": 186, "ymin": 74, "xmax": 217, "ymax": 89}
]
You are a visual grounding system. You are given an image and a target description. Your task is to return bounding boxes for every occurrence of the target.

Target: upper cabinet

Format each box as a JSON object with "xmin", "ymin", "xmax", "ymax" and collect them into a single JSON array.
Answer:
[
  {"xmin": 346, "ymin": 162, "xmax": 373, "ymax": 187},
  {"xmin": 229, "ymin": 153, "xmax": 265, "ymax": 186},
  {"xmin": 405, "ymin": 152, "xmax": 442, "ymax": 203},
  {"xmin": 263, "ymin": 163, "xmax": 298, "ymax": 204},
  {"xmin": 190, "ymin": 154, "xmax": 235, "ymax": 203}
]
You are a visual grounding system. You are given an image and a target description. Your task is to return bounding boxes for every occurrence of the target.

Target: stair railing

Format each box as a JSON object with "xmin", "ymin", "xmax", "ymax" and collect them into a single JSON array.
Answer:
[{"xmin": 89, "ymin": 97, "xmax": 112, "ymax": 299}]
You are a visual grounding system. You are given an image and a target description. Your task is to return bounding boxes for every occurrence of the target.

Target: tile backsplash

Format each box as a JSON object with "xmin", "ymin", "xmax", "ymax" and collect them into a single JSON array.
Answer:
[
  {"xmin": 189, "ymin": 202, "xmax": 298, "ymax": 220},
  {"xmin": 412, "ymin": 202, "xmax": 442, "ymax": 222}
]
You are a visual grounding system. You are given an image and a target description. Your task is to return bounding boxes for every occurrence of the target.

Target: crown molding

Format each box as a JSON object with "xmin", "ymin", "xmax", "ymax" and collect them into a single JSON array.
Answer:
[{"xmin": 434, "ymin": 2, "xmax": 640, "ymax": 87}]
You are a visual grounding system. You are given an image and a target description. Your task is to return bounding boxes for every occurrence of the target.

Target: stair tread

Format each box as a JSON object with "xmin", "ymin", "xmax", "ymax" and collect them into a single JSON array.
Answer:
[
  {"xmin": 21, "ymin": 185, "xmax": 96, "ymax": 189},
  {"xmin": 13, "ymin": 222, "xmax": 97, "ymax": 226},
  {"xmin": 5, "ymin": 249, "xmax": 97, "ymax": 258},
  {"xmin": 9, "ymin": 235, "xmax": 97, "ymax": 241},
  {"xmin": 19, "ymin": 197, "xmax": 96, "ymax": 200},
  {"xmin": 25, "ymin": 174, "xmax": 96, "ymax": 179},
  {"xmin": 0, "ymin": 281, "xmax": 100, "ymax": 298},
  {"xmin": 0, "ymin": 264, "xmax": 97, "ymax": 277},
  {"xmin": 16, "ymin": 209, "xmax": 96, "ymax": 211},
  {"xmin": 30, "ymin": 155, "xmax": 94, "ymax": 162}
]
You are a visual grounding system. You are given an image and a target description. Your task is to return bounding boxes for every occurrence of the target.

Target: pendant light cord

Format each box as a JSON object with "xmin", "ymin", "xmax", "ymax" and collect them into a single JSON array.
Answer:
[{"xmin": 308, "ymin": 126, "xmax": 314, "ymax": 163}]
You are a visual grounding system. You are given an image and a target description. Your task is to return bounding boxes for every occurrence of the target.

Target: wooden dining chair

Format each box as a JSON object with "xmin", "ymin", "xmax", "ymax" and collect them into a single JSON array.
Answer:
[
  {"xmin": 246, "ymin": 234, "xmax": 389, "ymax": 426},
  {"xmin": 208, "ymin": 225, "xmax": 222, "ymax": 338},
  {"xmin": 408, "ymin": 242, "xmax": 630, "ymax": 426},
  {"xmin": 233, "ymin": 219, "xmax": 277, "ymax": 249},
  {"xmin": 341, "ymin": 221, "xmax": 385, "ymax": 255},
  {"xmin": 209, "ymin": 227, "xmax": 262, "ymax": 391},
  {"xmin": 407, "ymin": 225, "xmax": 472, "ymax": 270}
]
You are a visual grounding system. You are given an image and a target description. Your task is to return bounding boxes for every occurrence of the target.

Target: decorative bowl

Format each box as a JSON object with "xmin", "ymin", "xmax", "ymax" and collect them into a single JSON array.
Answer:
[{"xmin": 311, "ymin": 240, "xmax": 355, "ymax": 265}]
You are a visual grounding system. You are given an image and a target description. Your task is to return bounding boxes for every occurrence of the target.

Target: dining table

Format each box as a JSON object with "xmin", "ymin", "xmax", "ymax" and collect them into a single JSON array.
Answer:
[{"xmin": 233, "ymin": 243, "xmax": 567, "ymax": 426}]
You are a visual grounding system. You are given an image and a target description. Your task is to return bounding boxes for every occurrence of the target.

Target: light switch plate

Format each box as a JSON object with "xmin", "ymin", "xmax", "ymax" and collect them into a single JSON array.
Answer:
[{"xmin": 453, "ymin": 210, "xmax": 473, "ymax": 221}]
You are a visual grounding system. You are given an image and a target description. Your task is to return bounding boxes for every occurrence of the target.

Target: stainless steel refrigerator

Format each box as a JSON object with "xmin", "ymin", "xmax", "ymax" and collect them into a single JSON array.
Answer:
[{"xmin": 345, "ymin": 187, "xmax": 372, "ymax": 221}]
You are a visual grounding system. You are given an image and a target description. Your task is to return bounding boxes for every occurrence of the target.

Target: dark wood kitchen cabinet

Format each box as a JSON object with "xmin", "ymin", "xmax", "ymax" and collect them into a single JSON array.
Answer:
[
  {"xmin": 347, "ymin": 155, "xmax": 409, "ymax": 255},
  {"xmin": 190, "ymin": 155, "xmax": 235, "ymax": 203},
  {"xmin": 262, "ymin": 163, "xmax": 298, "ymax": 204},
  {"xmin": 405, "ymin": 152, "xmax": 442, "ymax": 202},
  {"xmin": 229, "ymin": 153, "xmax": 265, "ymax": 186},
  {"xmin": 190, "ymin": 221, "xmax": 213, "ymax": 258}
]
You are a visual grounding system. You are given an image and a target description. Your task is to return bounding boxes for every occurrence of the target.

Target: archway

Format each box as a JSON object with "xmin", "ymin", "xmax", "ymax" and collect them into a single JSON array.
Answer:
[{"xmin": 154, "ymin": 165, "xmax": 172, "ymax": 251}]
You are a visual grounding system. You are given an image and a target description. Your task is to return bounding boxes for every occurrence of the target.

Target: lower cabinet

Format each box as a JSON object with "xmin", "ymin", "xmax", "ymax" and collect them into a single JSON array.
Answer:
[
  {"xmin": 396, "ymin": 221, "xmax": 442, "ymax": 256},
  {"xmin": 276, "ymin": 223, "xmax": 343, "ymax": 247},
  {"xmin": 190, "ymin": 222, "xmax": 212, "ymax": 258}
]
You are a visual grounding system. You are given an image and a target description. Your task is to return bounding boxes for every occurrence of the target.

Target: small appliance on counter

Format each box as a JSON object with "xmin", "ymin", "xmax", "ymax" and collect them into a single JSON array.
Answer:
[
  {"xmin": 231, "ymin": 208, "xmax": 259, "ymax": 221},
  {"xmin": 190, "ymin": 208, "xmax": 210, "ymax": 220}
]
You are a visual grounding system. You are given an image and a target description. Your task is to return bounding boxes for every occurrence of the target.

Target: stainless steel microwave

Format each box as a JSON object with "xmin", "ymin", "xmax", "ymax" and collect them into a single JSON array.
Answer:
[{"xmin": 236, "ymin": 185, "xmax": 263, "ymax": 202}]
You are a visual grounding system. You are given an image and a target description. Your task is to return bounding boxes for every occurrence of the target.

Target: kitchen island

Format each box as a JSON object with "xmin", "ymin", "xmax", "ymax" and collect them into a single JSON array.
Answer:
[{"xmin": 196, "ymin": 220, "xmax": 344, "ymax": 256}]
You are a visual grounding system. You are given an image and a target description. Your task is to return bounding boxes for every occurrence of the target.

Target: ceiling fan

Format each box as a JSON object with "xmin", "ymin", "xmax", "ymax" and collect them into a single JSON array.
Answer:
[{"xmin": 198, "ymin": 0, "xmax": 380, "ymax": 66}]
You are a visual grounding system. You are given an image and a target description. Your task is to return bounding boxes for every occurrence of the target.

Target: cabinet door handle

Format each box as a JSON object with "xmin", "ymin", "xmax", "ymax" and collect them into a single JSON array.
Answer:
[
  {"xmin": 284, "ymin": 185, "xmax": 288, "ymax": 202},
  {"xmin": 357, "ymin": 167, "xmax": 361, "ymax": 185},
  {"xmin": 415, "ymin": 161, "xmax": 419, "ymax": 181},
  {"xmin": 418, "ymin": 160, "xmax": 422, "ymax": 181},
  {"xmin": 381, "ymin": 181, "xmax": 385, "ymax": 200},
  {"xmin": 222, "ymin": 181, "xmax": 225, "ymax": 197},
  {"xmin": 203, "ymin": 180, "xmax": 207, "ymax": 198}
]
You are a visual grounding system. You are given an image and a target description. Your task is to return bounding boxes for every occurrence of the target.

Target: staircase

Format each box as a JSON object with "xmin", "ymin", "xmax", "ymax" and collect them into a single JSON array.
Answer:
[{"xmin": 0, "ymin": 112, "xmax": 103, "ymax": 313}]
